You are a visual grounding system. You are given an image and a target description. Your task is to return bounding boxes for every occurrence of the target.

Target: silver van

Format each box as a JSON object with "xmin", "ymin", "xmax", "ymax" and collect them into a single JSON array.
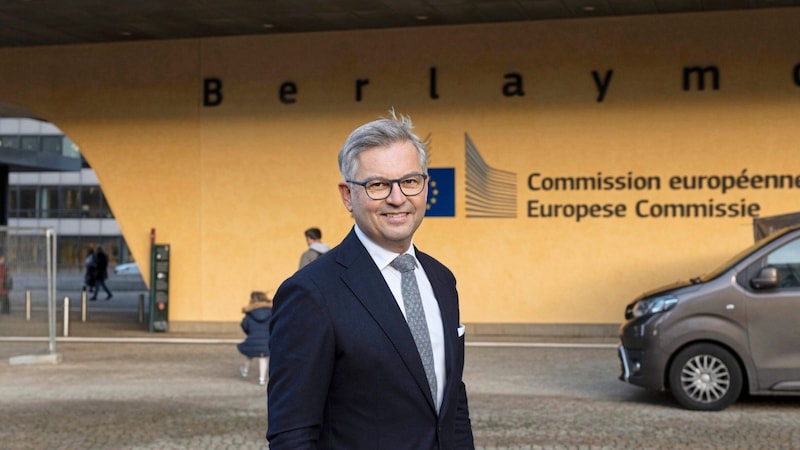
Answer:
[{"xmin": 618, "ymin": 224, "xmax": 800, "ymax": 410}]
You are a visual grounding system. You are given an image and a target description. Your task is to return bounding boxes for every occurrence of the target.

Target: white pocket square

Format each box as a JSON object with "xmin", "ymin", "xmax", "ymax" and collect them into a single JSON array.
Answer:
[{"xmin": 457, "ymin": 323, "xmax": 466, "ymax": 337}]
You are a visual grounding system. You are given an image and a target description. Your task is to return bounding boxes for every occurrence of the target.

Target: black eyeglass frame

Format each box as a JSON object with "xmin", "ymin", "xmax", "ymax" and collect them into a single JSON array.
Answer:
[{"xmin": 346, "ymin": 173, "xmax": 429, "ymax": 200}]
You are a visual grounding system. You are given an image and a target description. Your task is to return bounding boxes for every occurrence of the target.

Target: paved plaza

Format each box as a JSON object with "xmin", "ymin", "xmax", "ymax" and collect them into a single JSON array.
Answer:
[{"xmin": 1, "ymin": 290, "xmax": 800, "ymax": 449}]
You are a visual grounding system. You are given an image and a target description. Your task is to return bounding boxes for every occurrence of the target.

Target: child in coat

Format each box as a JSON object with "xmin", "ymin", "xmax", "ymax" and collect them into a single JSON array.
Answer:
[{"xmin": 237, "ymin": 291, "xmax": 273, "ymax": 385}]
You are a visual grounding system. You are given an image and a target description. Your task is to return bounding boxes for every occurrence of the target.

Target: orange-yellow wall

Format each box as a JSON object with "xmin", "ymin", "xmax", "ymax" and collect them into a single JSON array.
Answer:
[{"xmin": 2, "ymin": 9, "xmax": 799, "ymax": 329}]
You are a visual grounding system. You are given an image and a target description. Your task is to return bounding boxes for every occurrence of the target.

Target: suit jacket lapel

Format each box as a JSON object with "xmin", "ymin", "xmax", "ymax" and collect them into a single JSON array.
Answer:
[
  {"xmin": 417, "ymin": 249, "xmax": 458, "ymax": 417},
  {"xmin": 337, "ymin": 230, "xmax": 438, "ymax": 412}
]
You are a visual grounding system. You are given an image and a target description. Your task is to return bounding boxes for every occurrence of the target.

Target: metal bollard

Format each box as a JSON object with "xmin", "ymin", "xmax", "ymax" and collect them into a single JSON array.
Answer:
[
  {"xmin": 81, "ymin": 290, "xmax": 87, "ymax": 322},
  {"xmin": 138, "ymin": 293, "xmax": 145, "ymax": 324},
  {"xmin": 63, "ymin": 297, "xmax": 70, "ymax": 337},
  {"xmin": 26, "ymin": 290, "xmax": 31, "ymax": 321}
]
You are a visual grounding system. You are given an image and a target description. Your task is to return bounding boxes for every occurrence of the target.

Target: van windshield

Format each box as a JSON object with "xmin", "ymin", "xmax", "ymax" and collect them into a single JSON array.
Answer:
[{"xmin": 697, "ymin": 226, "xmax": 798, "ymax": 283}]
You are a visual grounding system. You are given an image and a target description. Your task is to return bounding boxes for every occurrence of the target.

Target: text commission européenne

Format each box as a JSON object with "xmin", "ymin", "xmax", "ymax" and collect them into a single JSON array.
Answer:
[{"xmin": 525, "ymin": 170, "xmax": 800, "ymax": 222}]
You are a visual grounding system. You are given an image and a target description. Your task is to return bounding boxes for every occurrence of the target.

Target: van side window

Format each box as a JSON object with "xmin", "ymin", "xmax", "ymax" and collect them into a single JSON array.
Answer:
[{"xmin": 766, "ymin": 238, "xmax": 800, "ymax": 288}]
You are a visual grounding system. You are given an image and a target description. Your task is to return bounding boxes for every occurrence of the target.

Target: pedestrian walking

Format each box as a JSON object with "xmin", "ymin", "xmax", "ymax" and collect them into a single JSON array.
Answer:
[
  {"xmin": 92, "ymin": 245, "xmax": 113, "ymax": 300},
  {"xmin": 84, "ymin": 248, "xmax": 98, "ymax": 298},
  {"xmin": 0, "ymin": 256, "xmax": 12, "ymax": 315},
  {"xmin": 298, "ymin": 227, "xmax": 330, "ymax": 269},
  {"xmin": 237, "ymin": 291, "xmax": 272, "ymax": 386}
]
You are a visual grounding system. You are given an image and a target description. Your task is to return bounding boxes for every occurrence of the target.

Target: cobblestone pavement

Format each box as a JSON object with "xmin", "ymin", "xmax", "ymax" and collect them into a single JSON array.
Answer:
[
  {"xmin": 2, "ymin": 338, "xmax": 800, "ymax": 449},
  {"xmin": 1, "ymin": 292, "xmax": 799, "ymax": 449}
]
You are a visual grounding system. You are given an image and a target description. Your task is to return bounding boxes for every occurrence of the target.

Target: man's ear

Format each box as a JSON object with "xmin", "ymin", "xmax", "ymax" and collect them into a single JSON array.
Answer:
[{"xmin": 338, "ymin": 182, "xmax": 353, "ymax": 212}]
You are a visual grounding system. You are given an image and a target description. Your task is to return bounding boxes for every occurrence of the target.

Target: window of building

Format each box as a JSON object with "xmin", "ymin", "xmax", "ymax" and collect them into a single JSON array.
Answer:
[
  {"xmin": 57, "ymin": 236, "xmax": 130, "ymax": 271},
  {"xmin": 59, "ymin": 236, "xmax": 83, "ymax": 269},
  {"xmin": 41, "ymin": 136, "xmax": 63, "ymax": 155},
  {"xmin": 81, "ymin": 186, "xmax": 103, "ymax": 218},
  {"xmin": 0, "ymin": 135, "xmax": 20, "ymax": 150},
  {"xmin": 63, "ymin": 137, "xmax": 80, "ymax": 158},
  {"xmin": 8, "ymin": 184, "xmax": 114, "ymax": 219},
  {"xmin": 7, "ymin": 187, "xmax": 18, "ymax": 213},
  {"xmin": 62, "ymin": 186, "xmax": 81, "ymax": 218},
  {"xmin": 40, "ymin": 186, "xmax": 59, "ymax": 218},
  {"xmin": 21, "ymin": 136, "xmax": 40, "ymax": 152},
  {"xmin": 101, "ymin": 192, "xmax": 113, "ymax": 218},
  {"xmin": 18, "ymin": 187, "xmax": 37, "ymax": 218}
]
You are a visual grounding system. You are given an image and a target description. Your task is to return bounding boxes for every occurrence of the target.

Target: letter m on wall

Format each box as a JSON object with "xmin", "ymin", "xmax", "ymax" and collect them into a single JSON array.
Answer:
[{"xmin": 683, "ymin": 65, "xmax": 720, "ymax": 91}]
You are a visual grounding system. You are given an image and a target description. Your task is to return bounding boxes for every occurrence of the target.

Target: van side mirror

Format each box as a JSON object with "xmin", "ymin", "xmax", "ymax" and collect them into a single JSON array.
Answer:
[{"xmin": 751, "ymin": 266, "xmax": 778, "ymax": 290}]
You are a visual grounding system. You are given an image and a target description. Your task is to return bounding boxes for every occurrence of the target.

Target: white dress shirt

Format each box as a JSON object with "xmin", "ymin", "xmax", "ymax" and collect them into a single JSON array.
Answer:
[{"xmin": 353, "ymin": 225, "xmax": 446, "ymax": 411}]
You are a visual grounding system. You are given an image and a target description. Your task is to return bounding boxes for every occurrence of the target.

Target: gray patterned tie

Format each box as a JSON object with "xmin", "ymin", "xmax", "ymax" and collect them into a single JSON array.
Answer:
[{"xmin": 391, "ymin": 254, "xmax": 437, "ymax": 405}]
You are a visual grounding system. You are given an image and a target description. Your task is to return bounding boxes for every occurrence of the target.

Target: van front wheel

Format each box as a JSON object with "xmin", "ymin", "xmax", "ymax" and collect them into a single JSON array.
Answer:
[{"xmin": 668, "ymin": 343, "xmax": 743, "ymax": 411}]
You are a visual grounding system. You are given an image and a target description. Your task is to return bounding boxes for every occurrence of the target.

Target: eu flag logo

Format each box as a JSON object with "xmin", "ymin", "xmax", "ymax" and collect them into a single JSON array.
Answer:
[{"xmin": 426, "ymin": 168, "xmax": 456, "ymax": 217}]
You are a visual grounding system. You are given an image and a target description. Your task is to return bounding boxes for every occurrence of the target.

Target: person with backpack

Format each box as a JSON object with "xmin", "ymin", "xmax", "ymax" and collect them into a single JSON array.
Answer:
[{"xmin": 298, "ymin": 227, "xmax": 330, "ymax": 269}]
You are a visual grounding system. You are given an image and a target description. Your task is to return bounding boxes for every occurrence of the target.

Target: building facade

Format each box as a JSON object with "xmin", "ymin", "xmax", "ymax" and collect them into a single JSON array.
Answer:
[{"xmin": 2, "ymin": 10, "xmax": 800, "ymax": 335}]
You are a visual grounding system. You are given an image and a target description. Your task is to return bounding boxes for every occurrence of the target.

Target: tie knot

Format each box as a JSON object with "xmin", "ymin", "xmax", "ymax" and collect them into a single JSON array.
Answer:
[{"xmin": 390, "ymin": 254, "xmax": 416, "ymax": 273}]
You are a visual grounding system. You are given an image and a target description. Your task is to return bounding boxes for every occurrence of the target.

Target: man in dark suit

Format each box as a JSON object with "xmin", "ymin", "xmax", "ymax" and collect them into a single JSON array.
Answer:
[{"xmin": 267, "ymin": 112, "xmax": 474, "ymax": 449}]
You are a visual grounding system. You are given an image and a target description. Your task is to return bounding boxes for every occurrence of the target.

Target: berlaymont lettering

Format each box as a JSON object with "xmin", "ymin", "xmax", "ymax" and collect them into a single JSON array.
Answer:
[{"xmin": 200, "ymin": 64, "xmax": 800, "ymax": 107}]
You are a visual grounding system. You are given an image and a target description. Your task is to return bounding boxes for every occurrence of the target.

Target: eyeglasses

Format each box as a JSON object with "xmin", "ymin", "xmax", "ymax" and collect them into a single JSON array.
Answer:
[{"xmin": 346, "ymin": 173, "xmax": 428, "ymax": 200}]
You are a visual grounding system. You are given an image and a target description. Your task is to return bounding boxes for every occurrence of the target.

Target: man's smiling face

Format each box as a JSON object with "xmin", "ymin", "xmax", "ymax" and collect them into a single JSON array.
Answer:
[{"xmin": 338, "ymin": 140, "xmax": 428, "ymax": 254}]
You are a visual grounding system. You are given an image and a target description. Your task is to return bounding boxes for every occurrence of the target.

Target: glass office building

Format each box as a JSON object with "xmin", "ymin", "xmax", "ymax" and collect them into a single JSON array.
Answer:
[{"xmin": 1, "ymin": 117, "xmax": 132, "ymax": 271}]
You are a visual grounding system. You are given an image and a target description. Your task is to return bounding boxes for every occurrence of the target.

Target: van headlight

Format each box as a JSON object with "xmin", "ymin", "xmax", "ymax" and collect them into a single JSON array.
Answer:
[{"xmin": 631, "ymin": 295, "xmax": 678, "ymax": 318}]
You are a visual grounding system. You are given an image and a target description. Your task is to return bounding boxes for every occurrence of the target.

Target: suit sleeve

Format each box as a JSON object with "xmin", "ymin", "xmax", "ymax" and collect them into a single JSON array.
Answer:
[
  {"xmin": 454, "ymin": 379, "xmax": 475, "ymax": 448},
  {"xmin": 266, "ymin": 274, "xmax": 335, "ymax": 449},
  {"xmin": 451, "ymin": 293, "xmax": 475, "ymax": 448}
]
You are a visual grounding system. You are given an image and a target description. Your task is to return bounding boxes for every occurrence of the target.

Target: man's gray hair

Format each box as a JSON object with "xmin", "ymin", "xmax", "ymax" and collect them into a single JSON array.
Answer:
[{"xmin": 338, "ymin": 110, "xmax": 428, "ymax": 181}]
